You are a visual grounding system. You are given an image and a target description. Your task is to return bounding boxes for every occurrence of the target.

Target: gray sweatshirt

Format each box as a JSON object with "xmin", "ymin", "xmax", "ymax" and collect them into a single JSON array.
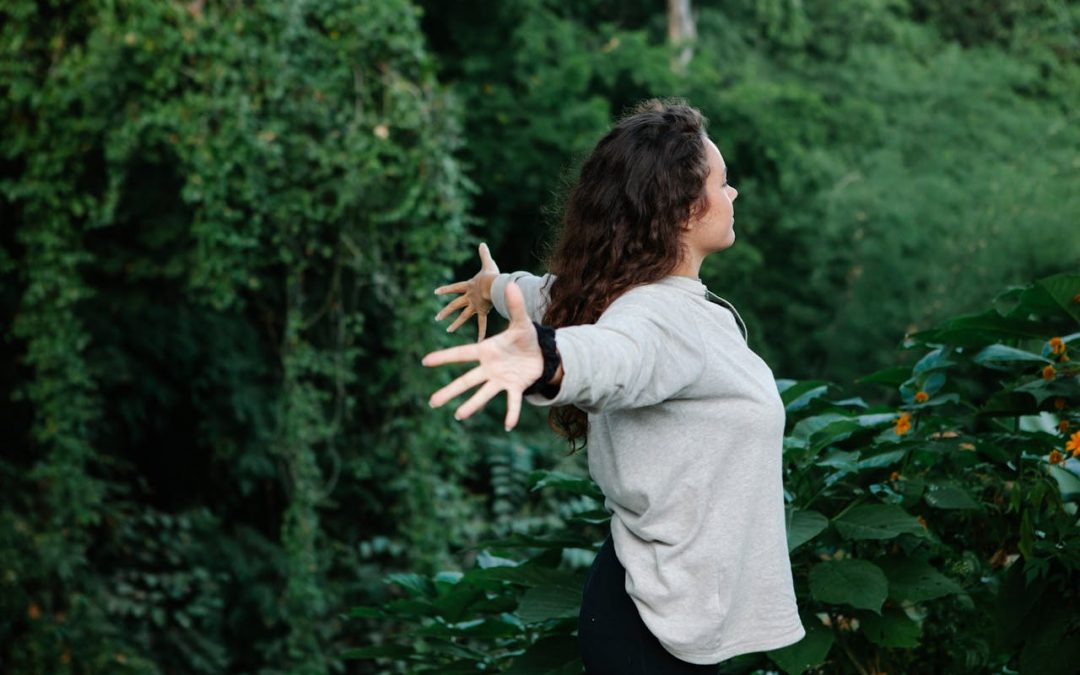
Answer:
[{"xmin": 490, "ymin": 271, "xmax": 805, "ymax": 664}]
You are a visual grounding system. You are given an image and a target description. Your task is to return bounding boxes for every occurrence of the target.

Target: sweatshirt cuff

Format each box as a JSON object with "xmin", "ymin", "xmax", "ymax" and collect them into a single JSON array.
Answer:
[
  {"xmin": 489, "ymin": 272, "xmax": 518, "ymax": 319},
  {"xmin": 523, "ymin": 326, "xmax": 589, "ymax": 410}
]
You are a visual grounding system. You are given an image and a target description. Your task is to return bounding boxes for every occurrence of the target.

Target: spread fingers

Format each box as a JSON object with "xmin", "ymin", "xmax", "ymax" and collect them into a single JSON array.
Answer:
[
  {"xmin": 454, "ymin": 381, "xmax": 502, "ymax": 421},
  {"xmin": 447, "ymin": 306, "xmax": 476, "ymax": 332},
  {"xmin": 504, "ymin": 389, "xmax": 522, "ymax": 431},
  {"xmin": 434, "ymin": 281, "xmax": 469, "ymax": 295},
  {"xmin": 422, "ymin": 342, "xmax": 481, "ymax": 367},
  {"xmin": 429, "ymin": 365, "xmax": 485, "ymax": 409},
  {"xmin": 435, "ymin": 295, "xmax": 469, "ymax": 321}
]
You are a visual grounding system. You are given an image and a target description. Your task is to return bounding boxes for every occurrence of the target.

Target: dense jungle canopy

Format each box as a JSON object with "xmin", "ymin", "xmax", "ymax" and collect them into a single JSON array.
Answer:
[{"xmin": 1, "ymin": 0, "xmax": 1078, "ymax": 673}]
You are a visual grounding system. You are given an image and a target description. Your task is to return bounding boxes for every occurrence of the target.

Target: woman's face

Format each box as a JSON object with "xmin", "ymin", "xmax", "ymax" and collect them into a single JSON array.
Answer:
[{"xmin": 687, "ymin": 137, "xmax": 738, "ymax": 253}]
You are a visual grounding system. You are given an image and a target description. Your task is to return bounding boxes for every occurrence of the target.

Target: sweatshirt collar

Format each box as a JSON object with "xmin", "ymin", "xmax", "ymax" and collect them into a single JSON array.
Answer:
[
  {"xmin": 658, "ymin": 275, "xmax": 749, "ymax": 343},
  {"xmin": 658, "ymin": 274, "xmax": 707, "ymax": 294}
]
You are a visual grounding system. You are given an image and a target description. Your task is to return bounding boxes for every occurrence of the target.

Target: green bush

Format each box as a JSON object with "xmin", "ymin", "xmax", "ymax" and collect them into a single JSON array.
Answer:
[{"xmin": 1, "ymin": 0, "xmax": 474, "ymax": 671}]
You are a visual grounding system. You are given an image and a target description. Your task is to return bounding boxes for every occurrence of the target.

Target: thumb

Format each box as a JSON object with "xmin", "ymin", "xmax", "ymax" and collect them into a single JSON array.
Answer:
[
  {"xmin": 505, "ymin": 280, "xmax": 529, "ymax": 326},
  {"xmin": 479, "ymin": 242, "xmax": 498, "ymax": 272}
]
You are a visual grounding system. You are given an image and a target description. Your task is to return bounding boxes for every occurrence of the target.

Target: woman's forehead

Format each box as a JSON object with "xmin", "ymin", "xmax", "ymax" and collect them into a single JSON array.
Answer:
[{"xmin": 704, "ymin": 137, "xmax": 725, "ymax": 171}]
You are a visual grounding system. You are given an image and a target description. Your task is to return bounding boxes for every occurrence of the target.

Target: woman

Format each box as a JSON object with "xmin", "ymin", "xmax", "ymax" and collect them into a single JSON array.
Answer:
[{"xmin": 423, "ymin": 100, "xmax": 805, "ymax": 673}]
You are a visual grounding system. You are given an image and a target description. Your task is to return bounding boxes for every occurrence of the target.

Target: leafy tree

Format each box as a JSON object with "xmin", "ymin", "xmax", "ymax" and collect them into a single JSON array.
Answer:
[{"xmin": 1, "ymin": 0, "xmax": 475, "ymax": 671}]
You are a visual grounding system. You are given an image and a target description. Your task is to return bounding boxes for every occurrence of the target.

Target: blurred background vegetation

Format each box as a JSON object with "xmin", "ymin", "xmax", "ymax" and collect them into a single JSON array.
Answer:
[{"xmin": 1, "ymin": 0, "xmax": 1077, "ymax": 672}]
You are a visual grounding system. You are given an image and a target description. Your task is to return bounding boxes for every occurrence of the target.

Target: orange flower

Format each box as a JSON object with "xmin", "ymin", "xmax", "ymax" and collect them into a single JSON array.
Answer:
[
  {"xmin": 889, "ymin": 471, "xmax": 900, "ymax": 482},
  {"xmin": 1072, "ymin": 293, "xmax": 1080, "ymax": 304},
  {"xmin": 894, "ymin": 411, "xmax": 912, "ymax": 436},
  {"xmin": 914, "ymin": 390, "xmax": 929, "ymax": 403},
  {"xmin": 1059, "ymin": 420, "xmax": 1070, "ymax": 434},
  {"xmin": 1067, "ymin": 431, "xmax": 1080, "ymax": 457},
  {"xmin": 1042, "ymin": 365, "xmax": 1056, "ymax": 380},
  {"xmin": 28, "ymin": 603, "xmax": 41, "ymax": 620},
  {"xmin": 1054, "ymin": 397, "xmax": 1067, "ymax": 410},
  {"xmin": 1049, "ymin": 337, "xmax": 1065, "ymax": 355},
  {"xmin": 1048, "ymin": 449, "xmax": 1065, "ymax": 465},
  {"xmin": 916, "ymin": 515, "xmax": 928, "ymax": 529}
]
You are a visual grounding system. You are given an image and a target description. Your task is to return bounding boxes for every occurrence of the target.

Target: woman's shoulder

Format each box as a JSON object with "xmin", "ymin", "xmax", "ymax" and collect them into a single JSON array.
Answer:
[
  {"xmin": 607, "ymin": 279, "xmax": 701, "ymax": 311},
  {"xmin": 597, "ymin": 281, "xmax": 705, "ymax": 329}
]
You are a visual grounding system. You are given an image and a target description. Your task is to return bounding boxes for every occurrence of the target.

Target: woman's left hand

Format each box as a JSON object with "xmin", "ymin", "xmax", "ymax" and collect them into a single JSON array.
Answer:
[{"xmin": 422, "ymin": 281, "xmax": 542, "ymax": 431}]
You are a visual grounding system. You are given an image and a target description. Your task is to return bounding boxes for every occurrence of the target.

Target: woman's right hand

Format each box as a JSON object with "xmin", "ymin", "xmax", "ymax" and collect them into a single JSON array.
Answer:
[{"xmin": 434, "ymin": 242, "xmax": 499, "ymax": 342}]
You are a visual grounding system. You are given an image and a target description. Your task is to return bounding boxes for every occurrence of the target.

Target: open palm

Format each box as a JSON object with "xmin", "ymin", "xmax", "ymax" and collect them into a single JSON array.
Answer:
[{"xmin": 422, "ymin": 281, "xmax": 542, "ymax": 430}]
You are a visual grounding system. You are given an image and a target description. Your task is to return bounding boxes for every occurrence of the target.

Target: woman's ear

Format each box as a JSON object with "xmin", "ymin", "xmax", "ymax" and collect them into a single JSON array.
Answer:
[{"xmin": 687, "ymin": 193, "xmax": 709, "ymax": 225}]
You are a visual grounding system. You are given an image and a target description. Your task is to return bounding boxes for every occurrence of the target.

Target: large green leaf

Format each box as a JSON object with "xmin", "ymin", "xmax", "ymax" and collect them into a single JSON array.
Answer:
[
  {"xmin": 767, "ymin": 613, "xmax": 834, "ymax": 675},
  {"xmin": 469, "ymin": 565, "xmax": 582, "ymax": 592},
  {"xmin": 515, "ymin": 585, "xmax": 581, "ymax": 623},
  {"xmin": 1030, "ymin": 273, "xmax": 1080, "ymax": 323},
  {"xmin": 1010, "ymin": 377, "xmax": 1080, "ymax": 406},
  {"xmin": 780, "ymin": 380, "xmax": 833, "ymax": 412},
  {"xmin": 809, "ymin": 420, "xmax": 871, "ymax": 452},
  {"xmin": 416, "ymin": 614, "xmax": 524, "ymax": 640},
  {"xmin": 430, "ymin": 583, "xmax": 490, "ymax": 622},
  {"xmin": 833, "ymin": 504, "xmax": 928, "ymax": 540},
  {"xmin": 856, "ymin": 365, "xmax": 914, "ymax": 387},
  {"xmin": 787, "ymin": 508, "xmax": 829, "ymax": 552},
  {"xmin": 875, "ymin": 557, "xmax": 964, "ymax": 602},
  {"xmin": 386, "ymin": 572, "xmax": 437, "ymax": 599},
  {"xmin": 912, "ymin": 347, "xmax": 958, "ymax": 375},
  {"xmin": 908, "ymin": 310, "xmax": 1059, "ymax": 347},
  {"xmin": 528, "ymin": 470, "xmax": 604, "ymax": 500},
  {"xmin": 973, "ymin": 344, "xmax": 1052, "ymax": 371},
  {"xmin": 858, "ymin": 607, "xmax": 921, "ymax": 647},
  {"xmin": 856, "ymin": 448, "xmax": 907, "ymax": 470},
  {"xmin": 504, "ymin": 634, "xmax": 583, "ymax": 674},
  {"xmin": 808, "ymin": 559, "xmax": 888, "ymax": 613},
  {"xmin": 923, "ymin": 481, "xmax": 980, "ymax": 509}
]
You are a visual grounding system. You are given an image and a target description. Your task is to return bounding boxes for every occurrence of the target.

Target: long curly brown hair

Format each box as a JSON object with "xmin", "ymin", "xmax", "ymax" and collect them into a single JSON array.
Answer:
[{"xmin": 540, "ymin": 98, "xmax": 711, "ymax": 453}]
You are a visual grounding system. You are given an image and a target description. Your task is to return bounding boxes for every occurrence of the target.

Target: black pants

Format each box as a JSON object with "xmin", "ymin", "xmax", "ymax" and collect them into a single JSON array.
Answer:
[{"xmin": 578, "ymin": 534, "xmax": 720, "ymax": 674}]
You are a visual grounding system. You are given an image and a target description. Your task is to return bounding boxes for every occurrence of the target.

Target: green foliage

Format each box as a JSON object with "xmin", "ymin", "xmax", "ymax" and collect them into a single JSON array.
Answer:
[
  {"xmin": 420, "ymin": 0, "xmax": 1080, "ymax": 383},
  {"xmin": 348, "ymin": 273, "xmax": 1080, "ymax": 673},
  {"xmin": 2, "ymin": 0, "xmax": 475, "ymax": 671},
  {"xmin": 3, "ymin": 0, "xmax": 1078, "ymax": 672}
]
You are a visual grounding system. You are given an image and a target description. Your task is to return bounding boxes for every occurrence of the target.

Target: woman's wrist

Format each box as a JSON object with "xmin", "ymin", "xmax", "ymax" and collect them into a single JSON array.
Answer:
[
  {"xmin": 477, "ymin": 272, "xmax": 498, "ymax": 303},
  {"xmin": 524, "ymin": 322, "xmax": 561, "ymax": 397}
]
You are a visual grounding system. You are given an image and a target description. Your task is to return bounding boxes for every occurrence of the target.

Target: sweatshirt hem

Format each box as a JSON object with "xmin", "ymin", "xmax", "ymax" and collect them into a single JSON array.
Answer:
[{"xmin": 660, "ymin": 620, "xmax": 806, "ymax": 665}]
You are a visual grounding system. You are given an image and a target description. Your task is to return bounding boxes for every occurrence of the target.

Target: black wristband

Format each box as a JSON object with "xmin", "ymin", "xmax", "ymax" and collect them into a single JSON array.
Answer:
[{"xmin": 523, "ymin": 321, "xmax": 561, "ymax": 398}]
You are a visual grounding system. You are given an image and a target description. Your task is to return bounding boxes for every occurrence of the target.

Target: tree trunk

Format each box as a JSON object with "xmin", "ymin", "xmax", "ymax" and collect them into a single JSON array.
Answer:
[{"xmin": 667, "ymin": 0, "xmax": 696, "ymax": 72}]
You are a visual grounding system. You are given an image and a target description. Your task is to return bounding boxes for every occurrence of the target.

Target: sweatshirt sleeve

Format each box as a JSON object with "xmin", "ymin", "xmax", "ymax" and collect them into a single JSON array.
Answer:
[
  {"xmin": 524, "ymin": 292, "xmax": 706, "ymax": 414},
  {"xmin": 491, "ymin": 271, "xmax": 555, "ymax": 323}
]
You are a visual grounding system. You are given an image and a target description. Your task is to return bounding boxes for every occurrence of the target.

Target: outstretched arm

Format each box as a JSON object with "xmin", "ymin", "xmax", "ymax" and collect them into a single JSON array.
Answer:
[
  {"xmin": 490, "ymin": 271, "xmax": 555, "ymax": 323},
  {"xmin": 423, "ymin": 285, "xmax": 704, "ymax": 429},
  {"xmin": 522, "ymin": 296, "xmax": 705, "ymax": 414}
]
